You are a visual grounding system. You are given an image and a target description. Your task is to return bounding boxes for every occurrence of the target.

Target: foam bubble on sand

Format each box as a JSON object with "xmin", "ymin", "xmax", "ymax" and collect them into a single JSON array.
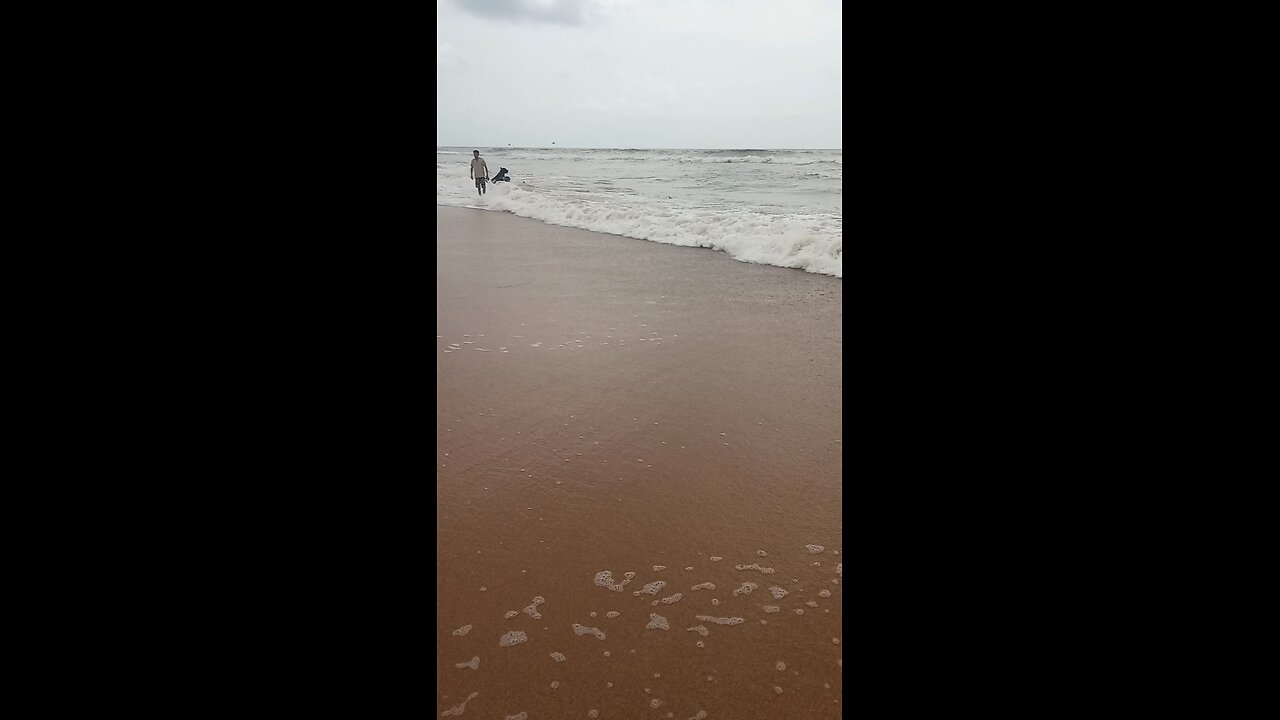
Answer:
[
  {"xmin": 689, "ymin": 712, "xmax": 708, "ymax": 720},
  {"xmin": 660, "ymin": 593, "xmax": 684, "ymax": 604},
  {"xmin": 763, "ymin": 606, "xmax": 781, "ymax": 613},
  {"xmin": 634, "ymin": 580, "xmax": 667, "ymax": 596},
  {"xmin": 695, "ymin": 615, "xmax": 745, "ymax": 625},
  {"xmin": 691, "ymin": 582, "xmax": 716, "ymax": 591},
  {"xmin": 732, "ymin": 582, "xmax": 759, "ymax": 597},
  {"xmin": 646, "ymin": 613, "xmax": 670, "ymax": 630},
  {"xmin": 806, "ymin": 544, "xmax": 825, "ymax": 554},
  {"xmin": 776, "ymin": 660, "xmax": 787, "ymax": 671},
  {"xmin": 685, "ymin": 566, "xmax": 694, "ymax": 570},
  {"xmin": 806, "ymin": 601, "xmax": 819, "ymax": 608},
  {"xmin": 550, "ymin": 652, "xmax": 567, "ymax": 662},
  {"xmin": 757, "ymin": 549, "xmax": 768, "ymax": 556},
  {"xmin": 696, "ymin": 640, "xmax": 706, "ymax": 647},
  {"xmin": 572, "ymin": 623, "xmax": 607, "ymax": 640},
  {"xmin": 836, "ymin": 563, "xmax": 842, "ymax": 576},
  {"xmin": 499, "ymin": 631, "xmax": 528, "ymax": 647},
  {"xmin": 735, "ymin": 563, "xmax": 775, "ymax": 574},
  {"xmin": 650, "ymin": 699, "xmax": 663, "ymax": 709},
  {"xmin": 452, "ymin": 625, "xmax": 472, "ymax": 637},
  {"xmin": 589, "ymin": 711, "xmax": 600, "ymax": 719},
  {"xmin": 833, "ymin": 637, "xmax": 840, "ymax": 645},
  {"xmin": 522, "ymin": 596, "xmax": 546, "ymax": 620},
  {"xmin": 504, "ymin": 714, "xmax": 528, "ymax": 720},
  {"xmin": 550, "ymin": 681, "xmax": 560, "ymax": 689},
  {"xmin": 594, "ymin": 570, "xmax": 636, "ymax": 593},
  {"xmin": 768, "ymin": 586, "xmax": 789, "ymax": 600},
  {"xmin": 774, "ymin": 686, "xmax": 784, "ymax": 695},
  {"xmin": 686, "ymin": 625, "xmax": 710, "ymax": 636},
  {"xmin": 653, "ymin": 565, "xmax": 666, "ymax": 571},
  {"xmin": 710, "ymin": 556, "xmax": 723, "ymax": 561},
  {"xmin": 710, "ymin": 598, "xmax": 721, "ymax": 606},
  {"xmin": 603, "ymin": 651, "xmax": 611, "ymax": 657},
  {"xmin": 606, "ymin": 611, "xmax": 620, "ymax": 618},
  {"xmin": 455, "ymin": 656, "xmax": 480, "ymax": 670},
  {"xmin": 819, "ymin": 589, "xmax": 832, "ymax": 597},
  {"xmin": 590, "ymin": 611, "xmax": 597, "ymax": 618},
  {"xmin": 794, "ymin": 609, "xmax": 805, "ymax": 615},
  {"xmin": 504, "ymin": 610, "xmax": 519, "ymax": 619},
  {"xmin": 441, "ymin": 691, "xmax": 479, "ymax": 716}
]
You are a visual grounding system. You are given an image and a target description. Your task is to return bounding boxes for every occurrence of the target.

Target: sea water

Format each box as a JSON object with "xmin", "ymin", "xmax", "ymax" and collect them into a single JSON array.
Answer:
[{"xmin": 436, "ymin": 147, "xmax": 842, "ymax": 277}]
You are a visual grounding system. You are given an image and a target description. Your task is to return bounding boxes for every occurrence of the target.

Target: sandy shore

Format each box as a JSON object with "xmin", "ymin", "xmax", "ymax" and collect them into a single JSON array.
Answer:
[{"xmin": 436, "ymin": 207, "xmax": 842, "ymax": 718}]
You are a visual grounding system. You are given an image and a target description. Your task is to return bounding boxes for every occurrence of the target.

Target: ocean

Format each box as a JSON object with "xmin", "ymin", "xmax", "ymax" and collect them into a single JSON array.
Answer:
[{"xmin": 436, "ymin": 147, "xmax": 842, "ymax": 278}]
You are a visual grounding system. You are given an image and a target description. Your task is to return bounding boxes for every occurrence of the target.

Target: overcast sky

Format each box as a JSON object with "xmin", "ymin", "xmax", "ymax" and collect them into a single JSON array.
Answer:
[{"xmin": 437, "ymin": 0, "xmax": 841, "ymax": 149}]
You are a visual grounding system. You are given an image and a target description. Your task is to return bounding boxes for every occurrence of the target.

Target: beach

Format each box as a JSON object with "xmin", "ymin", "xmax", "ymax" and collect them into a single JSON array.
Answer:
[{"xmin": 436, "ymin": 206, "xmax": 842, "ymax": 718}]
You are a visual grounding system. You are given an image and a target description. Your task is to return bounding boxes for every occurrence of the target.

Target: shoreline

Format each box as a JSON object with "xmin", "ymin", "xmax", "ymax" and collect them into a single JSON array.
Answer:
[{"xmin": 435, "ymin": 202, "xmax": 843, "ymax": 279}]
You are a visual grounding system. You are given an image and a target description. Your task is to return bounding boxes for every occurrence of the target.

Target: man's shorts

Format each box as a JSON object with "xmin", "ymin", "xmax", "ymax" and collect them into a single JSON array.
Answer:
[{"xmin": 475, "ymin": 177, "xmax": 487, "ymax": 190}]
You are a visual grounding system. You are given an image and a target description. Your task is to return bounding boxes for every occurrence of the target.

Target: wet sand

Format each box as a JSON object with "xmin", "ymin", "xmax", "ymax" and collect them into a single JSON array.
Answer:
[{"xmin": 436, "ymin": 207, "xmax": 842, "ymax": 718}]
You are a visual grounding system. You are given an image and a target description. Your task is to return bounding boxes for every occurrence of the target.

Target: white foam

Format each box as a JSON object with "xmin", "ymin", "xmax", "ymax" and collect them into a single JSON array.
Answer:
[
  {"xmin": 776, "ymin": 660, "xmax": 787, "ymax": 671},
  {"xmin": 522, "ymin": 596, "xmax": 546, "ymax": 620},
  {"xmin": 695, "ymin": 615, "xmax": 745, "ymax": 625},
  {"xmin": 659, "ymin": 593, "xmax": 684, "ymax": 604},
  {"xmin": 441, "ymin": 691, "xmax": 479, "ymax": 716},
  {"xmin": 735, "ymin": 562, "xmax": 775, "ymax": 574},
  {"xmin": 794, "ymin": 608, "xmax": 805, "ymax": 615},
  {"xmin": 650, "ymin": 699, "xmax": 663, "ymax": 709},
  {"xmin": 550, "ymin": 652, "xmax": 567, "ymax": 662},
  {"xmin": 606, "ymin": 611, "xmax": 620, "ymax": 618},
  {"xmin": 806, "ymin": 601, "xmax": 819, "ymax": 608},
  {"xmin": 686, "ymin": 625, "xmax": 709, "ymax": 636},
  {"xmin": 504, "ymin": 714, "xmax": 528, "ymax": 720},
  {"xmin": 836, "ymin": 563, "xmax": 842, "ymax": 576},
  {"xmin": 653, "ymin": 565, "xmax": 666, "ymax": 571},
  {"xmin": 589, "ymin": 711, "xmax": 600, "ymax": 719},
  {"xmin": 452, "ymin": 625, "xmax": 472, "ymax": 637},
  {"xmin": 710, "ymin": 556, "xmax": 723, "ymax": 561},
  {"xmin": 768, "ymin": 586, "xmax": 789, "ymax": 600},
  {"xmin": 504, "ymin": 610, "xmax": 518, "ymax": 619},
  {"xmin": 691, "ymin": 582, "xmax": 716, "ymax": 591},
  {"xmin": 634, "ymin": 580, "xmax": 667, "ymax": 596},
  {"xmin": 689, "ymin": 712, "xmax": 708, "ymax": 720},
  {"xmin": 806, "ymin": 544, "xmax": 825, "ymax": 554},
  {"xmin": 550, "ymin": 681, "xmax": 560, "ymax": 689},
  {"xmin": 732, "ymin": 582, "xmax": 759, "ymax": 597},
  {"xmin": 763, "ymin": 606, "xmax": 781, "ymax": 613},
  {"xmin": 774, "ymin": 686, "xmax": 784, "ymax": 695},
  {"xmin": 594, "ymin": 570, "xmax": 636, "ymax": 592},
  {"xmin": 757, "ymin": 549, "xmax": 768, "ymax": 556},
  {"xmin": 572, "ymin": 623, "xmax": 607, "ymax": 640},
  {"xmin": 498, "ymin": 631, "xmax": 528, "ymax": 647},
  {"xmin": 646, "ymin": 613, "xmax": 670, "ymax": 630},
  {"xmin": 819, "ymin": 589, "xmax": 832, "ymax": 597}
]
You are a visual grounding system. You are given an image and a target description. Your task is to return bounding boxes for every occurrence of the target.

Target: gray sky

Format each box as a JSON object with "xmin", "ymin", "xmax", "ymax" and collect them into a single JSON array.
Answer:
[{"xmin": 437, "ymin": 0, "xmax": 842, "ymax": 149}]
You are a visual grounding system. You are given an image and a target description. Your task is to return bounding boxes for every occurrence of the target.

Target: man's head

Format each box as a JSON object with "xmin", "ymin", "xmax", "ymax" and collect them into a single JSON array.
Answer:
[{"xmin": 473, "ymin": 150, "xmax": 480, "ymax": 157}]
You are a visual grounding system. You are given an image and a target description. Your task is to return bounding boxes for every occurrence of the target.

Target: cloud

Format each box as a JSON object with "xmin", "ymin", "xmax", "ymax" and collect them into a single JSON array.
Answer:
[{"xmin": 446, "ymin": 0, "xmax": 596, "ymax": 26}]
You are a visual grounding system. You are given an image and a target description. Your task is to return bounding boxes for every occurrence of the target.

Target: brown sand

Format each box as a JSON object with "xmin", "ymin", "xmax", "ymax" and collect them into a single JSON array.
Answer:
[{"xmin": 436, "ymin": 207, "xmax": 842, "ymax": 718}]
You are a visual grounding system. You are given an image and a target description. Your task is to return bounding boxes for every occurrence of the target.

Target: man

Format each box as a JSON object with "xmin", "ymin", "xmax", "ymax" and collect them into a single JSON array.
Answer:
[{"xmin": 470, "ymin": 150, "xmax": 489, "ymax": 196}]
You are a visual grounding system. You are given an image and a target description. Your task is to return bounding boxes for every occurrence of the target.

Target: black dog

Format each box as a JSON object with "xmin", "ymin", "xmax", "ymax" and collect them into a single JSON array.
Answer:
[{"xmin": 491, "ymin": 167, "xmax": 511, "ymax": 183}]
